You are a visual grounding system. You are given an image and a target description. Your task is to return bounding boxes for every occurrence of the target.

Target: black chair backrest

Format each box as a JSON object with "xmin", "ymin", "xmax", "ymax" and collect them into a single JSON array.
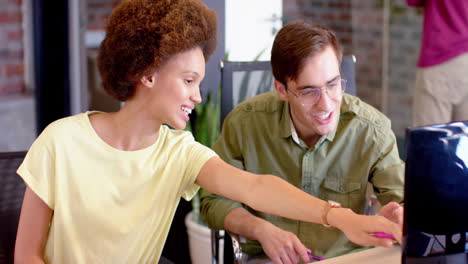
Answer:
[
  {"xmin": 220, "ymin": 60, "xmax": 273, "ymax": 123},
  {"xmin": 220, "ymin": 55, "xmax": 356, "ymax": 124},
  {"xmin": 341, "ymin": 55, "xmax": 356, "ymax": 96},
  {"xmin": 0, "ymin": 151, "xmax": 27, "ymax": 264}
]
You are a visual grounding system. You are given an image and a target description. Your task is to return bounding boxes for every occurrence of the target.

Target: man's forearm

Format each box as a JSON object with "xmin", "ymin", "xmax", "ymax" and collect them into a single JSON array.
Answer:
[{"xmin": 223, "ymin": 207, "xmax": 272, "ymax": 241}]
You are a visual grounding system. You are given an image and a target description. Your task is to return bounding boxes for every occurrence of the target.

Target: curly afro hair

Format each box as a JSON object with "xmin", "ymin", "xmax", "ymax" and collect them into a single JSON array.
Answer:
[{"xmin": 97, "ymin": 0, "xmax": 218, "ymax": 101}]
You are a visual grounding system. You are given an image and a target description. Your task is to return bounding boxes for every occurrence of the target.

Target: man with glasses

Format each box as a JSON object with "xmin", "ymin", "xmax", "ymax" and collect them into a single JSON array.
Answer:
[{"xmin": 201, "ymin": 21, "xmax": 404, "ymax": 263}]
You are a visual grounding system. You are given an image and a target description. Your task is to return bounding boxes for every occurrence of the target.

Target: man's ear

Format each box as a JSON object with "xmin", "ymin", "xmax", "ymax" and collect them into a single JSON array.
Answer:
[
  {"xmin": 140, "ymin": 72, "xmax": 157, "ymax": 88},
  {"xmin": 274, "ymin": 80, "xmax": 288, "ymax": 101}
]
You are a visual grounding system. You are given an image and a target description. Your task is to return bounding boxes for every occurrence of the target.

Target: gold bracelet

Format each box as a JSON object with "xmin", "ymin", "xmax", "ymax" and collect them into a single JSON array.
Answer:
[{"xmin": 321, "ymin": 200, "xmax": 341, "ymax": 229}]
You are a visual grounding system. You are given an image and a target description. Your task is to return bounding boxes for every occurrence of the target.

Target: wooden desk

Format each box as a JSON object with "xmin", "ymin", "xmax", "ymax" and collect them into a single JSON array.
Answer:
[
  {"xmin": 316, "ymin": 246, "xmax": 401, "ymax": 264},
  {"xmin": 246, "ymin": 246, "xmax": 401, "ymax": 264}
]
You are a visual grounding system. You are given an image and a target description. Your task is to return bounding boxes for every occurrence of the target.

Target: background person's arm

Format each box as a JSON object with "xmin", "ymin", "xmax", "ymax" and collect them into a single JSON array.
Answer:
[{"xmin": 15, "ymin": 187, "xmax": 53, "ymax": 264}]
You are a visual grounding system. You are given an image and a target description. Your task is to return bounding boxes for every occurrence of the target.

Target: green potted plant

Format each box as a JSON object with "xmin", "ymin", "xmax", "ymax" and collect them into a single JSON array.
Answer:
[
  {"xmin": 184, "ymin": 89, "xmax": 221, "ymax": 264},
  {"xmin": 184, "ymin": 51, "xmax": 271, "ymax": 264}
]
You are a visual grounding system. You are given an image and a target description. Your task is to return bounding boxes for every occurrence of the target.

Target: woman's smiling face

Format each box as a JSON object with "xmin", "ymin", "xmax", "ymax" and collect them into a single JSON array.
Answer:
[{"xmin": 145, "ymin": 47, "xmax": 206, "ymax": 130}]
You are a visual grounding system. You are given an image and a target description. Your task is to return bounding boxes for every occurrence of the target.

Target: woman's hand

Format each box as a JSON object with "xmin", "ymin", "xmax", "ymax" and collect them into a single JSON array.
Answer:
[{"xmin": 328, "ymin": 208, "xmax": 402, "ymax": 247}]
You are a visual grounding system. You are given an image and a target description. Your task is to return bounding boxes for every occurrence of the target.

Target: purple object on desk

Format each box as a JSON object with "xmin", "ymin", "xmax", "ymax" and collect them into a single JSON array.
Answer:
[
  {"xmin": 371, "ymin": 232, "xmax": 395, "ymax": 239},
  {"xmin": 308, "ymin": 252, "xmax": 326, "ymax": 261}
]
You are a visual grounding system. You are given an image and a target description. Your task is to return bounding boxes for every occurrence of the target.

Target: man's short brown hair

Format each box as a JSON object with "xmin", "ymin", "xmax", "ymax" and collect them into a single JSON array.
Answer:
[
  {"xmin": 271, "ymin": 21, "xmax": 342, "ymax": 85},
  {"xmin": 98, "ymin": 0, "xmax": 217, "ymax": 101}
]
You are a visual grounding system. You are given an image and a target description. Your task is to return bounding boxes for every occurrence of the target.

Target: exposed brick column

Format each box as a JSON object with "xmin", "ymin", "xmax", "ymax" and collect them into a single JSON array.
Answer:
[
  {"xmin": 283, "ymin": 0, "xmax": 353, "ymax": 54},
  {"xmin": 387, "ymin": 0, "xmax": 422, "ymax": 135},
  {"xmin": 350, "ymin": 0, "xmax": 383, "ymax": 108},
  {"xmin": 0, "ymin": 0, "xmax": 24, "ymax": 95}
]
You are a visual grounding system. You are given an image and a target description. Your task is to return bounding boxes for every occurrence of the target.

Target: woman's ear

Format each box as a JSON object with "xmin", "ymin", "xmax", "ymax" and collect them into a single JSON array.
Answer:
[
  {"xmin": 274, "ymin": 80, "xmax": 288, "ymax": 101},
  {"xmin": 140, "ymin": 72, "xmax": 157, "ymax": 88}
]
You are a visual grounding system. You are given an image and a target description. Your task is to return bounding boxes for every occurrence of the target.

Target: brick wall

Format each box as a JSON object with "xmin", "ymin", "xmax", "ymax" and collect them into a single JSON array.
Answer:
[
  {"xmin": 0, "ymin": 0, "xmax": 24, "ymax": 95},
  {"xmin": 350, "ymin": 0, "xmax": 384, "ymax": 109},
  {"xmin": 387, "ymin": 0, "xmax": 422, "ymax": 135},
  {"xmin": 283, "ymin": 0, "xmax": 423, "ymax": 137},
  {"xmin": 283, "ymin": 0, "xmax": 353, "ymax": 54}
]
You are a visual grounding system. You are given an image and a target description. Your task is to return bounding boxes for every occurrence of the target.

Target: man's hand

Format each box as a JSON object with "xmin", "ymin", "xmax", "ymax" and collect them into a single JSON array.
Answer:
[
  {"xmin": 255, "ymin": 221, "xmax": 310, "ymax": 264},
  {"xmin": 379, "ymin": 202, "xmax": 404, "ymax": 226}
]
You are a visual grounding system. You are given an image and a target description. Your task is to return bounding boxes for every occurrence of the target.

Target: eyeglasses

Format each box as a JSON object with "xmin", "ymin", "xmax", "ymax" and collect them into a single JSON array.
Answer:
[{"xmin": 286, "ymin": 78, "xmax": 346, "ymax": 106}]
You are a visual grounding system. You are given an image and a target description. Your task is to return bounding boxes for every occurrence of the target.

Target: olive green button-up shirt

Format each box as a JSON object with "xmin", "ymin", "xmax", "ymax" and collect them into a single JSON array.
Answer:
[{"xmin": 200, "ymin": 91, "xmax": 404, "ymax": 258}]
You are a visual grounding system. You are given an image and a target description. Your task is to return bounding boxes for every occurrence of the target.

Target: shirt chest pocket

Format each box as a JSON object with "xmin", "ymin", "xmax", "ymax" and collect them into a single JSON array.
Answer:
[{"xmin": 321, "ymin": 178, "xmax": 363, "ymax": 209}]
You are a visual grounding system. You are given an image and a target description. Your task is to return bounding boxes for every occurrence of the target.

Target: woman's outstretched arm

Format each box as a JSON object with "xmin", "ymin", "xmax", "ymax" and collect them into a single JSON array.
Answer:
[{"xmin": 196, "ymin": 157, "xmax": 402, "ymax": 247}]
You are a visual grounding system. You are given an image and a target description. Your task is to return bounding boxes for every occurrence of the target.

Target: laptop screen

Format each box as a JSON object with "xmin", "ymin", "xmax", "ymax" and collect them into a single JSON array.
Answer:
[{"xmin": 402, "ymin": 121, "xmax": 468, "ymax": 264}]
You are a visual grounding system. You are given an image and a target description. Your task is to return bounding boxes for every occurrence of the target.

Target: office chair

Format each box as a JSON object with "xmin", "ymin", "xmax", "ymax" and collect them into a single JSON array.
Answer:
[
  {"xmin": 0, "ymin": 151, "xmax": 27, "ymax": 264},
  {"xmin": 213, "ymin": 55, "xmax": 357, "ymax": 264},
  {"xmin": 220, "ymin": 60, "xmax": 273, "ymax": 123}
]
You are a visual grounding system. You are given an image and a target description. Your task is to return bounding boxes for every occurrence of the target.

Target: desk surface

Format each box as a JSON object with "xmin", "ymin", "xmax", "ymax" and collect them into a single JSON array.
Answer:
[{"xmin": 317, "ymin": 246, "xmax": 401, "ymax": 264}]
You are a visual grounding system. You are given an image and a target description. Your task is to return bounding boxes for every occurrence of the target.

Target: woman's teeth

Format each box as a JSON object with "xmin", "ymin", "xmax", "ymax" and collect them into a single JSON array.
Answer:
[{"xmin": 181, "ymin": 106, "xmax": 192, "ymax": 114}]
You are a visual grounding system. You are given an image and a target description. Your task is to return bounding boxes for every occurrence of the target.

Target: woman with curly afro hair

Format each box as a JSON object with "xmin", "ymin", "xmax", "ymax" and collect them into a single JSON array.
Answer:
[{"xmin": 15, "ymin": 1, "xmax": 402, "ymax": 263}]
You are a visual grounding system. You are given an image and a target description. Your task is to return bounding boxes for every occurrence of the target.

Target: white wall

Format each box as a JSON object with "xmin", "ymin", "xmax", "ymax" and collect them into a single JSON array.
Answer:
[{"xmin": 226, "ymin": 0, "xmax": 282, "ymax": 61}]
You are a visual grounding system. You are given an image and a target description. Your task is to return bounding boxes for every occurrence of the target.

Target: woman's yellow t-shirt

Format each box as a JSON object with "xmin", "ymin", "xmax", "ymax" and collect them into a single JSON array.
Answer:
[{"xmin": 17, "ymin": 112, "xmax": 216, "ymax": 263}]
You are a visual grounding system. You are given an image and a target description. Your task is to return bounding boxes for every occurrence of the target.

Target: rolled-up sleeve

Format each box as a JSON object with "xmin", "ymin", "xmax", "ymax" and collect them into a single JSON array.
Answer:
[{"xmin": 370, "ymin": 121, "xmax": 405, "ymax": 205}]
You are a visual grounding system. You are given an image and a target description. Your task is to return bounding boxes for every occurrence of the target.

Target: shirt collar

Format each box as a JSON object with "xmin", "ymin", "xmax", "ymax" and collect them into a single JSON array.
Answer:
[{"xmin": 289, "ymin": 118, "xmax": 301, "ymax": 145}]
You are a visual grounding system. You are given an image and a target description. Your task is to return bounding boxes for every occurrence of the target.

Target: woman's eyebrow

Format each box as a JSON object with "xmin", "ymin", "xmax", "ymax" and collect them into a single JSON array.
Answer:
[{"xmin": 181, "ymin": 71, "xmax": 200, "ymax": 76}]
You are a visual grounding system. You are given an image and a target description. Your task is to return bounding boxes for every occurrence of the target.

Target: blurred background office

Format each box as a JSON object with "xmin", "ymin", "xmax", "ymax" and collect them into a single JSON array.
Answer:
[
  {"xmin": 0, "ymin": 0, "xmax": 422, "ymax": 154},
  {"xmin": 0, "ymin": 0, "xmax": 422, "ymax": 262}
]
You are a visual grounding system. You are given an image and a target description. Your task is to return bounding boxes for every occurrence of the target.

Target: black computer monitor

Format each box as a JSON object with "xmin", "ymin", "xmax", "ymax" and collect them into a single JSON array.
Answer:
[{"xmin": 403, "ymin": 121, "xmax": 468, "ymax": 264}]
